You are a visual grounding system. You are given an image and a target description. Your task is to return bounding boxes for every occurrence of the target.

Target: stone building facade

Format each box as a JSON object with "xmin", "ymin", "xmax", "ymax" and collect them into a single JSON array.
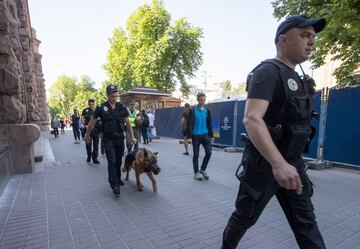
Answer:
[
  {"xmin": 0, "ymin": 0, "xmax": 47, "ymax": 194},
  {"xmin": 0, "ymin": 0, "xmax": 48, "ymax": 127}
]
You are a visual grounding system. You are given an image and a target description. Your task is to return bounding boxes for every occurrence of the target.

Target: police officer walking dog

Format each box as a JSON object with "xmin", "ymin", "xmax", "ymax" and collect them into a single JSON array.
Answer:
[
  {"xmin": 86, "ymin": 85, "xmax": 137, "ymax": 196},
  {"xmin": 222, "ymin": 15, "xmax": 327, "ymax": 249},
  {"xmin": 82, "ymin": 99, "xmax": 100, "ymax": 164}
]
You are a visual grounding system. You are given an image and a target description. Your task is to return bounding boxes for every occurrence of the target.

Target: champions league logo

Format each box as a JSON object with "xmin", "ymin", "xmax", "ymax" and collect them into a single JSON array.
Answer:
[{"xmin": 221, "ymin": 116, "xmax": 231, "ymax": 131}]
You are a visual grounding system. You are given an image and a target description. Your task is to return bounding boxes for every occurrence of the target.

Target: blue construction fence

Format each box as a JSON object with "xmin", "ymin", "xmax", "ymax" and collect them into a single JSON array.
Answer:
[{"xmin": 154, "ymin": 86, "xmax": 360, "ymax": 166}]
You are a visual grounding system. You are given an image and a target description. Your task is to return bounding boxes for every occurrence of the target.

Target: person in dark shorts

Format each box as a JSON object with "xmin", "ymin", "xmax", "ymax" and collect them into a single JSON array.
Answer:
[{"xmin": 181, "ymin": 103, "xmax": 191, "ymax": 155}]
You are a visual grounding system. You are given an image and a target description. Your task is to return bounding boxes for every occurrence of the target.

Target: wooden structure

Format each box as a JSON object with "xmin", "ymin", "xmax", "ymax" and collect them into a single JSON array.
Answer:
[{"xmin": 120, "ymin": 86, "xmax": 181, "ymax": 110}]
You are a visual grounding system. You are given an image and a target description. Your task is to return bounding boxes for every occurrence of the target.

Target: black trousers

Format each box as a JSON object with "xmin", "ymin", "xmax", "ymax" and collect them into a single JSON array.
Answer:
[
  {"xmin": 103, "ymin": 137, "xmax": 124, "ymax": 188},
  {"xmin": 222, "ymin": 158, "xmax": 326, "ymax": 249},
  {"xmin": 53, "ymin": 127, "xmax": 59, "ymax": 137},
  {"xmin": 72, "ymin": 126, "xmax": 80, "ymax": 140},
  {"xmin": 86, "ymin": 132, "xmax": 99, "ymax": 160},
  {"xmin": 141, "ymin": 126, "xmax": 148, "ymax": 143},
  {"xmin": 191, "ymin": 135, "xmax": 212, "ymax": 173}
]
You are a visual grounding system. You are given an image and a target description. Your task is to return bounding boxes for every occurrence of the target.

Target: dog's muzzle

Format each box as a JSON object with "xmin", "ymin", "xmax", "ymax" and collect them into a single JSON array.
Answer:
[{"xmin": 152, "ymin": 167, "xmax": 161, "ymax": 175}]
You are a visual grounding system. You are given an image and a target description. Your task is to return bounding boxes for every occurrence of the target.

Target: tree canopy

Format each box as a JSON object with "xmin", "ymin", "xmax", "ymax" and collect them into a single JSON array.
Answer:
[
  {"xmin": 272, "ymin": 0, "xmax": 360, "ymax": 86},
  {"xmin": 48, "ymin": 75, "xmax": 104, "ymax": 118},
  {"xmin": 103, "ymin": 0, "xmax": 203, "ymax": 97}
]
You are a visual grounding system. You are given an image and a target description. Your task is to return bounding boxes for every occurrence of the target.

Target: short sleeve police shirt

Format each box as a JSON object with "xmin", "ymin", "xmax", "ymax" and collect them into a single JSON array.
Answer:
[
  {"xmin": 247, "ymin": 62, "xmax": 285, "ymax": 112},
  {"xmin": 93, "ymin": 102, "xmax": 129, "ymax": 119},
  {"xmin": 93, "ymin": 102, "xmax": 129, "ymax": 136}
]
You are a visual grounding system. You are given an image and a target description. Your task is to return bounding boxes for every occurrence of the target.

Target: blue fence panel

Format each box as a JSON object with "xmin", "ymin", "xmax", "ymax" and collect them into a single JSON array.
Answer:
[
  {"xmin": 155, "ymin": 107, "xmax": 183, "ymax": 139},
  {"xmin": 324, "ymin": 87, "xmax": 360, "ymax": 165},
  {"xmin": 207, "ymin": 101, "xmax": 235, "ymax": 146},
  {"xmin": 235, "ymin": 100, "xmax": 247, "ymax": 148},
  {"xmin": 154, "ymin": 86, "xmax": 360, "ymax": 166}
]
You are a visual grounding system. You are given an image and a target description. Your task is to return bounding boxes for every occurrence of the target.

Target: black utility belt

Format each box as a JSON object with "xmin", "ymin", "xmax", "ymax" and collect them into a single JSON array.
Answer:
[{"xmin": 103, "ymin": 131, "xmax": 124, "ymax": 138}]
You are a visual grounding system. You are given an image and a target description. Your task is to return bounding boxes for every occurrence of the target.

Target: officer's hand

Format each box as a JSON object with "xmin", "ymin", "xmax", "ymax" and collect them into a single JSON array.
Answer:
[
  {"xmin": 272, "ymin": 163, "xmax": 302, "ymax": 194},
  {"xmin": 85, "ymin": 134, "xmax": 91, "ymax": 144},
  {"xmin": 131, "ymin": 138, "xmax": 137, "ymax": 144}
]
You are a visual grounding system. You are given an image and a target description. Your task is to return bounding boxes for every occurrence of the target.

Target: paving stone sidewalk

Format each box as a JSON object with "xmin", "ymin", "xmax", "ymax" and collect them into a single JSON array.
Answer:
[{"xmin": 0, "ymin": 131, "xmax": 359, "ymax": 249}]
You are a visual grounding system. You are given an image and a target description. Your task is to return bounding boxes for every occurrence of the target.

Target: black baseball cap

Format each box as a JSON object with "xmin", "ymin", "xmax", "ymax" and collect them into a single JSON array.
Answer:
[
  {"xmin": 106, "ymin": 84, "xmax": 118, "ymax": 95},
  {"xmin": 275, "ymin": 15, "xmax": 326, "ymax": 44}
]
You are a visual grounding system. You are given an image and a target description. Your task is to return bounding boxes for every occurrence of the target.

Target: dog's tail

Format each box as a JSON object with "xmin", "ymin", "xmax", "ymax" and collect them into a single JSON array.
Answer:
[{"xmin": 122, "ymin": 160, "xmax": 131, "ymax": 172}]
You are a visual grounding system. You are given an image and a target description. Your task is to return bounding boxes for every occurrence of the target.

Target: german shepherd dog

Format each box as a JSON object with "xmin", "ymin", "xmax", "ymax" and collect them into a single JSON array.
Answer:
[{"xmin": 122, "ymin": 148, "xmax": 160, "ymax": 192}]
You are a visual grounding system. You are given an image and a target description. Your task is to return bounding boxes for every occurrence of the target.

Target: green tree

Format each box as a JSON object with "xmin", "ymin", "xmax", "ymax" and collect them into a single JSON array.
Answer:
[
  {"xmin": 104, "ymin": 0, "xmax": 203, "ymax": 97},
  {"xmin": 48, "ymin": 75, "xmax": 78, "ymax": 118},
  {"xmin": 222, "ymin": 80, "xmax": 232, "ymax": 98},
  {"xmin": 272, "ymin": 0, "xmax": 360, "ymax": 86},
  {"xmin": 48, "ymin": 75, "xmax": 104, "ymax": 118},
  {"xmin": 223, "ymin": 80, "xmax": 232, "ymax": 92},
  {"xmin": 233, "ymin": 82, "xmax": 247, "ymax": 96},
  {"xmin": 72, "ymin": 75, "xmax": 100, "ymax": 112}
]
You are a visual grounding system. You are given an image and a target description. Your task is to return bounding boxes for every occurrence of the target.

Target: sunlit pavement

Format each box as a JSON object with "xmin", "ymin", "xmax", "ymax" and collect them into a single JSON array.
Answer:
[{"xmin": 0, "ymin": 131, "xmax": 359, "ymax": 249}]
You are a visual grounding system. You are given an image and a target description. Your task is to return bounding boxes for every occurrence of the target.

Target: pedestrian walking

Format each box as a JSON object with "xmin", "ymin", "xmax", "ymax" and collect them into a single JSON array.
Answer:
[
  {"xmin": 85, "ymin": 85, "xmax": 137, "ymax": 196},
  {"xmin": 181, "ymin": 103, "xmax": 191, "ymax": 155},
  {"xmin": 79, "ymin": 120, "xmax": 85, "ymax": 139},
  {"xmin": 186, "ymin": 92, "xmax": 214, "ymax": 181},
  {"xmin": 126, "ymin": 100, "xmax": 141, "ymax": 152},
  {"xmin": 59, "ymin": 117, "xmax": 65, "ymax": 134},
  {"xmin": 51, "ymin": 116, "xmax": 59, "ymax": 138},
  {"xmin": 147, "ymin": 110, "xmax": 155, "ymax": 142},
  {"xmin": 140, "ymin": 109, "xmax": 149, "ymax": 144},
  {"xmin": 222, "ymin": 15, "xmax": 327, "ymax": 249},
  {"xmin": 71, "ymin": 109, "xmax": 81, "ymax": 144},
  {"xmin": 82, "ymin": 99, "xmax": 100, "ymax": 164}
]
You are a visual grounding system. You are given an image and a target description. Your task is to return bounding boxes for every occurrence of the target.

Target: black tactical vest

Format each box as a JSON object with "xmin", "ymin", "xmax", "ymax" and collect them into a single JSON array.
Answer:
[
  {"xmin": 100, "ymin": 102, "xmax": 126, "ymax": 138},
  {"xmin": 247, "ymin": 59, "xmax": 314, "ymax": 158},
  {"xmin": 261, "ymin": 59, "xmax": 312, "ymax": 126}
]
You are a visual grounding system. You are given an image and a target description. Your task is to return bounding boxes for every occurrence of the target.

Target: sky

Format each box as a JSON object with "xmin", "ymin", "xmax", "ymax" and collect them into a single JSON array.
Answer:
[{"xmin": 28, "ymin": 0, "xmax": 313, "ymax": 91}]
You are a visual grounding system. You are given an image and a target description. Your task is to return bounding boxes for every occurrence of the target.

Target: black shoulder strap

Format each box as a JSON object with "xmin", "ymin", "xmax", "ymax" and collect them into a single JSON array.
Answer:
[
  {"xmin": 246, "ymin": 59, "xmax": 286, "ymax": 92},
  {"xmin": 246, "ymin": 59, "xmax": 291, "ymax": 127},
  {"xmin": 261, "ymin": 58, "xmax": 288, "ymax": 71}
]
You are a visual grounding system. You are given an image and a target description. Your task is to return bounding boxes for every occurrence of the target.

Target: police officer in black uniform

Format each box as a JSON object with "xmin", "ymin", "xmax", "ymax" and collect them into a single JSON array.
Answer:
[
  {"xmin": 82, "ymin": 99, "xmax": 100, "ymax": 164},
  {"xmin": 222, "ymin": 15, "xmax": 327, "ymax": 249},
  {"xmin": 85, "ymin": 85, "xmax": 137, "ymax": 196}
]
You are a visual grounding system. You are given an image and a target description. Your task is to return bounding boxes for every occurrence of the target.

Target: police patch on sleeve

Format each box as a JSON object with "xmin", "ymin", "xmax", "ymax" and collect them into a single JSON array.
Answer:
[{"xmin": 287, "ymin": 78, "xmax": 298, "ymax": 91}]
